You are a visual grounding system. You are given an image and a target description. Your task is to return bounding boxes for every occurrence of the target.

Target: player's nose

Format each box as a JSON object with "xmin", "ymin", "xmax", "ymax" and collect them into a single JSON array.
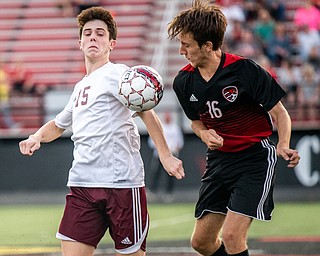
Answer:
[
  {"xmin": 179, "ymin": 45, "xmax": 186, "ymax": 55},
  {"xmin": 179, "ymin": 48, "xmax": 186, "ymax": 55}
]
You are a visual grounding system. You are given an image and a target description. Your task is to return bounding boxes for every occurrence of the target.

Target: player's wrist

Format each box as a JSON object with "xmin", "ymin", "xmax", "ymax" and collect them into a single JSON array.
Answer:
[{"xmin": 29, "ymin": 134, "xmax": 41, "ymax": 143}]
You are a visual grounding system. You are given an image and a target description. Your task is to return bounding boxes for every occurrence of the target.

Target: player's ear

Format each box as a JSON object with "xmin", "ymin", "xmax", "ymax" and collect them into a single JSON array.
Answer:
[
  {"xmin": 204, "ymin": 41, "xmax": 213, "ymax": 52},
  {"xmin": 110, "ymin": 39, "xmax": 116, "ymax": 50},
  {"xmin": 79, "ymin": 40, "xmax": 82, "ymax": 50}
]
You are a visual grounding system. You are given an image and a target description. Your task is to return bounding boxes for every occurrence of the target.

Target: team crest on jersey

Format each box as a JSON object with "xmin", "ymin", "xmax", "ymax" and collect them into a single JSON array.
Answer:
[{"xmin": 222, "ymin": 86, "xmax": 238, "ymax": 102}]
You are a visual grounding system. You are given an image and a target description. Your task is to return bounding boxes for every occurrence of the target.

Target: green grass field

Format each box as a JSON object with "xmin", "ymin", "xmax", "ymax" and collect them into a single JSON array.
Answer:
[{"xmin": 0, "ymin": 202, "xmax": 319, "ymax": 248}]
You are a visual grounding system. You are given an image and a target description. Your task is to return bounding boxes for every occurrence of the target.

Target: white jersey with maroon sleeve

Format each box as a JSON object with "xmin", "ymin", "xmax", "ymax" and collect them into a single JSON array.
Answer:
[{"xmin": 54, "ymin": 62, "xmax": 145, "ymax": 188}]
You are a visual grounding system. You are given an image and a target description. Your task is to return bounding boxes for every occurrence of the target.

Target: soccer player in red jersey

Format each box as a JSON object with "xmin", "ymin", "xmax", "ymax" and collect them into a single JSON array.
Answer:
[{"xmin": 168, "ymin": 1, "xmax": 300, "ymax": 255}]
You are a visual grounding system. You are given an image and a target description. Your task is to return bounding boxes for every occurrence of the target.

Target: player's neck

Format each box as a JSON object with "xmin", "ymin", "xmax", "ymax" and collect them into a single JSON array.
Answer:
[
  {"xmin": 85, "ymin": 57, "xmax": 109, "ymax": 76},
  {"xmin": 198, "ymin": 50, "xmax": 222, "ymax": 82}
]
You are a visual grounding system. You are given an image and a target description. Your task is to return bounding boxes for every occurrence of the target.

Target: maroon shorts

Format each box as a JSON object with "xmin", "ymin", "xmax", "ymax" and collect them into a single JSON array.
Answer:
[{"xmin": 58, "ymin": 187, "xmax": 149, "ymax": 254}]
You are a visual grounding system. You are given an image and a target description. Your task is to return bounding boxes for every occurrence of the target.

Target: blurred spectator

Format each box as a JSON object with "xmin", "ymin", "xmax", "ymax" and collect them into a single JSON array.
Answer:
[
  {"xmin": 256, "ymin": 54, "xmax": 278, "ymax": 79},
  {"xmin": 56, "ymin": 0, "xmax": 102, "ymax": 17},
  {"xmin": 314, "ymin": 0, "xmax": 320, "ymax": 10},
  {"xmin": 224, "ymin": 19, "xmax": 243, "ymax": 51},
  {"xmin": 147, "ymin": 112, "xmax": 184, "ymax": 202},
  {"xmin": 263, "ymin": 0, "xmax": 286, "ymax": 22},
  {"xmin": 55, "ymin": 0, "xmax": 75, "ymax": 17},
  {"xmin": 276, "ymin": 59, "xmax": 300, "ymax": 107},
  {"xmin": 296, "ymin": 63, "xmax": 320, "ymax": 121},
  {"xmin": 221, "ymin": 0, "xmax": 246, "ymax": 49},
  {"xmin": 0, "ymin": 60, "xmax": 20, "ymax": 130},
  {"xmin": 293, "ymin": 0, "xmax": 320, "ymax": 31},
  {"xmin": 233, "ymin": 28, "xmax": 263, "ymax": 59},
  {"xmin": 266, "ymin": 22, "xmax": 293, "ymax": 65},
  {"xmin": 73, "ymin": 0, "xmax": 102, "ymax": 15},
  {"xmin": 253, "ymin": 8, "xmax": 276, "ymax": 53},
  {"xmin": 33, "ymin": 83, "xmax": 49, "ymax": 96},
  {"xmin": 243, "ymin": 0, "xmax": 261, "ymax": 24},
  {"xmin": 221, "ymin": 0, "xmax": 246, "ymax": 24},
  {"xmin": 8, "ymin": 60, "xmax": 35, "ymax": 95},
  {"xmin": 295, "ymin": 24, "xmax": 320, "ymax": 62},
  {"xmin": 308, "ymin": 45, "xmax": 320, "ymax": 70}
]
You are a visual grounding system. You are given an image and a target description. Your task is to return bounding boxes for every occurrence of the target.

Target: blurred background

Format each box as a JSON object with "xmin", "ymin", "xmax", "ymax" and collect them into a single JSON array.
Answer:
[{"xmin": 0, "ymin": 0, "xmax": 319, "ymax": 203}]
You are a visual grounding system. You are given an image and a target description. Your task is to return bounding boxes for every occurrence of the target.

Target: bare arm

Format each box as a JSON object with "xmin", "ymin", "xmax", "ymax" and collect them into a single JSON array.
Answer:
[
  {"xmin": 191, "ymin": 120, "xmax": 223, "ymax": 150},
  {"xmin": 19, "ymin": 120, "xmax": 65, "ymax": 156},
  {"xmin": 137, "ymin": 110, "xmax": 185, "ymax": 179},
  {"xmin": 269, "ymin": 101, "xmax": 300, "ymax": 167}
]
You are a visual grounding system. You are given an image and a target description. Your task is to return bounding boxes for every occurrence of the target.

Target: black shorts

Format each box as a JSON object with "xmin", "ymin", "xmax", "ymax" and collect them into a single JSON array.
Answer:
[{"xmin": 195, "ymin": 138, "xmax": 277, "ymax": 221}]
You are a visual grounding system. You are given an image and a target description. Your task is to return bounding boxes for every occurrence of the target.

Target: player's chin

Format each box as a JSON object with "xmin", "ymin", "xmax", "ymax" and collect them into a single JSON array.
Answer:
[{"xmin": 85, "ymin": 51, "xmax": 100, "ymax": 58}]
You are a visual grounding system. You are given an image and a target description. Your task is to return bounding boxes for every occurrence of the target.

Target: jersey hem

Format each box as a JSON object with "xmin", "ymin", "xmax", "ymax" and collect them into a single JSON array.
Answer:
[{"xmin": 66, "ymin": 183, "xmax": 145, "ymax": 188}]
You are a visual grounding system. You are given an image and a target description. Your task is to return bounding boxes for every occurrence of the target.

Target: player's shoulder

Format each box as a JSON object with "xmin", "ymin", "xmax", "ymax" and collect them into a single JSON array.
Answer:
[
  {"xmin": 223, "ymin": 52, "xmax": 245, "ymax": 67},
  {"xmin": 114, "ymin": 63, "xmax": 130, "ymax": 72},
  {"xmin": 178, "ymin": 63, "xmax": 195, "ymax": 74},
  {"xmin": 99, "ymin": 62, "xmax": 130, "ymax": 84},
  {"xmin": 106, "ymin": 62, "xmax": 129, "ymax": 74},
  {"xmin": 174, "ymin": 63, "xmax": 194, "ymax": 82},
  {"xmin": 223, "ymin": 52, "xmax": 260, "ymax": 71}
]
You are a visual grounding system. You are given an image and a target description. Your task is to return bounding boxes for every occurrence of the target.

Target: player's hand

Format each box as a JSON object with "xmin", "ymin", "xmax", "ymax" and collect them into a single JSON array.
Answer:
[
  {"xmin": 277, "ymin": 147, "xmax": 300, "ymax": 168},
  {"xmin": 19, "ymin": 135, "xmax": 41, "ymax": 156},
  {"xmin": 201, "ymin": 129, "xmax": 224, "ymax": 150},
  {"xmin": 161, "ymin": 155, "xmax": 185, "ymax": 180}
]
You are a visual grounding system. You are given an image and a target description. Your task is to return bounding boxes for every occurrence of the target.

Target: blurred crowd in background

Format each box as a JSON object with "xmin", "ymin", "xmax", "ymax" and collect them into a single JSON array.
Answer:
[
  {"xmin": 0, "ymin": 0, "xmax": 319, "ymax": 132},
  {"xmin": 218, "ymin": 0, "xmax": 320, "ymax": 123}
]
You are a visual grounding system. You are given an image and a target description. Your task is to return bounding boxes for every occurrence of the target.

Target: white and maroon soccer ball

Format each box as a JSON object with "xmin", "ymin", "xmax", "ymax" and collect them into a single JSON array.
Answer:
[{"xmin": 118, "ymin": 65, "xmax": 164, "ymax": 112}]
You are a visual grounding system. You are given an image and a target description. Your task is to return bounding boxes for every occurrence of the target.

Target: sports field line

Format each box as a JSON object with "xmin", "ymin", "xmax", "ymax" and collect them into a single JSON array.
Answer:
[
  {"xmin": 150, "ymin": 214, "xmax": 194, "ymax": 229},
  {"xmin": 258, "ymin": 236, "xmax": 320, "ymax": 242},
  {"xmin": 0, "ymin": 246, "xmax": 60, "ymax": 255},
  {"xmin": 0, "ymin": 214, "xmax": 193, "ymax": 255},
  {"xmin": 1, "ymin": 245, "xmax": 319, "ymax": 256}
]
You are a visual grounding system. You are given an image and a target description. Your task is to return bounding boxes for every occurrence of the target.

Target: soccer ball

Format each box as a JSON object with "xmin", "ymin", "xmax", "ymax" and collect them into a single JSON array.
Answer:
[{"xmin": 118, "ymin": 65, "xmax": 164, "ymax": 112}]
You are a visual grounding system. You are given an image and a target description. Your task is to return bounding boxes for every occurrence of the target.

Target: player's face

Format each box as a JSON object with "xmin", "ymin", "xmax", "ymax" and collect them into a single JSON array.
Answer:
[
  {"xmin": 178, "ymin": 33, "xmax": 208, "ymax": 68},
  {"xmin": 79, "ymin": 19, "xmax": 116, "ymax": 60}
]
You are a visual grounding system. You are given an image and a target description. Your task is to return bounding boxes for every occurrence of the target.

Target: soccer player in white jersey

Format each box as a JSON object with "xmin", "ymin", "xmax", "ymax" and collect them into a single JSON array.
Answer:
[{"xmin": 19, "ymin": 7, "xmax": 185, "ymax": 256}]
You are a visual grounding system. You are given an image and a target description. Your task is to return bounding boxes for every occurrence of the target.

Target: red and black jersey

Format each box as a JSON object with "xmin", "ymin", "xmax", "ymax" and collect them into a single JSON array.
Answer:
[{"xmin": 173, "ymin": 52, "xmax": 286, "ymax": 152}]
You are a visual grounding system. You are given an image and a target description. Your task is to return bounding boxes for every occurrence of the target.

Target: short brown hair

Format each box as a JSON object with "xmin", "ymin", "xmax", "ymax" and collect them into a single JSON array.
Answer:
[
  {"xmin": 167, "ymin": 0, "xmax": 227, "ymax": 50},
  {"xmin": 77, "ymin": 6, "xmax": 117, "ymax": 40}
]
